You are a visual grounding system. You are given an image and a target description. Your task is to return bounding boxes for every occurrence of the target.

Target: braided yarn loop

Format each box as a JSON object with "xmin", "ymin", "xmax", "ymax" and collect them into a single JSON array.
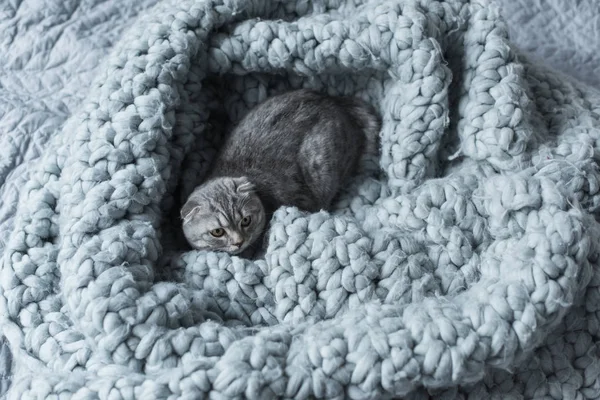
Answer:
[{"xmin": 2, "ymin": 0, "xmax": 600, "ymax": 398}]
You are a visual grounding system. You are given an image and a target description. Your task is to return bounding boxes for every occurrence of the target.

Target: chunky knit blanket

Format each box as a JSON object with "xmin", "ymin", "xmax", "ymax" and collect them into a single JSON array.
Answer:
[{"xmin": 3, "ymin": 0, "xmax": 600, "ymax": 398}]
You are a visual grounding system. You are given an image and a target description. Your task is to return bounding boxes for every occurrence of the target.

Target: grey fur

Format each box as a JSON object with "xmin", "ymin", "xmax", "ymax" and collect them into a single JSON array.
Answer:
[
  {"xmin": 182, "ymin": 89, "xmax": 380, "ymax": 255},
  {"xmin": 181, "ymin": 176, "xmax": 266, "ymax": 255}
]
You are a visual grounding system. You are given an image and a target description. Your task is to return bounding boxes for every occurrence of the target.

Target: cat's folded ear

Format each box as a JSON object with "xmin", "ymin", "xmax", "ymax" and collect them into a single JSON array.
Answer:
[
  {"xmin": 234, "ymin": 177, "xmax": 255, "ymax": 194},
  {"xmin": 181, "ymin": 199, "xmax": 202, "ymax": 223}
]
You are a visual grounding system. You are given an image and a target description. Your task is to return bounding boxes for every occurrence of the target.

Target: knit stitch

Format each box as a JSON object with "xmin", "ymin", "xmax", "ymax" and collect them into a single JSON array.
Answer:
[{"xmin": 2, "ymin": 0, "xmax": 600, "ymax": 398}]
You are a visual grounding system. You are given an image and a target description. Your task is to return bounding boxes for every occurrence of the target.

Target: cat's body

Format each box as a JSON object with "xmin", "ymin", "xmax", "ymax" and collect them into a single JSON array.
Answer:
[{"xmin": 182, "ymin": 89, "xmax": 380, "ymax": 256}]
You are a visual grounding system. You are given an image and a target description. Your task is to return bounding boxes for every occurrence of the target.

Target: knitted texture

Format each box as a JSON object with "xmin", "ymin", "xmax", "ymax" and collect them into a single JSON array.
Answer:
[{"xmin": 2, "ymin": 0, "xmax": 600, "ymax": 398}]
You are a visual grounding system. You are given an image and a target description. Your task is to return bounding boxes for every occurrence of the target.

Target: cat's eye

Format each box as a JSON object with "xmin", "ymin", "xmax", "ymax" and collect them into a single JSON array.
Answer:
[
  {"xmin": 241, "ymin": 216, "xmax": 252, "ymax": 227},
  {"xmin": 210, "ymin": 228, "xmax": 225, "ymax": 237}
]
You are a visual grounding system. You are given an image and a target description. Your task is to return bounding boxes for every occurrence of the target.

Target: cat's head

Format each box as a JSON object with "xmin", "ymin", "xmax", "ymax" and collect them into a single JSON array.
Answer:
[{"xmin": 181, "ymin": 176, "xmax": 266, "ymax": 255}]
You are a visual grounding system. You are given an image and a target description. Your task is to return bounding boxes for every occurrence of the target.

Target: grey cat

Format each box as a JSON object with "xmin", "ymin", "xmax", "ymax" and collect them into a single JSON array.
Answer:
[{"xmin": 181, "ymin": 89, "xmax": 380, "ymax": 256}]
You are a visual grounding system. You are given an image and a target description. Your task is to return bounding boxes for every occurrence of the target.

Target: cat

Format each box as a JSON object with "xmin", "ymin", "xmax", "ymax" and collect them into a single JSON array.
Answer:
[{"xmin": 181, "ymin": 88, "xmax": 381, "ymax": 256}]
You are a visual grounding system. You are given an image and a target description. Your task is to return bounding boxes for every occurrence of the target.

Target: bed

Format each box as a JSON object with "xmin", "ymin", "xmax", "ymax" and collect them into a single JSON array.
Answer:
[{"xmin": 1, "ymin": 0, "xmax": 600, "ymax": 398}]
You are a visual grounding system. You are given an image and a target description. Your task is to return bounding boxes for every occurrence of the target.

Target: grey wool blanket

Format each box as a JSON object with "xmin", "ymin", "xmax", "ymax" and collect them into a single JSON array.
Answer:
[{"xmin": 2, "ymin": 0, "xmax": 600, "ymax": 398}]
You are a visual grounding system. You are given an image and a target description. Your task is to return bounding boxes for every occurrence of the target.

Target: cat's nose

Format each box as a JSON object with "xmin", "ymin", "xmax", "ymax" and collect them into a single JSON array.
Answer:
[{"xmin": 233, "ymin": 240, "xmax": 244, "ymax": 247}]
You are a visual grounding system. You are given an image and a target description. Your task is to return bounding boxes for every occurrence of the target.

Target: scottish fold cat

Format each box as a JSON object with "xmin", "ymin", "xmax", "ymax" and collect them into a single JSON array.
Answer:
[{"xmin": 182, "ymin": 89, "xmax": 380, "ymax": 256}]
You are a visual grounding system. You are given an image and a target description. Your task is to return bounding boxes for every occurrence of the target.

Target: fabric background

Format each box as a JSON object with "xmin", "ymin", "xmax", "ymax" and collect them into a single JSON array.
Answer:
[{"xmin": 0, "ymin": 0, "xmax": 599, "ymax": 398}]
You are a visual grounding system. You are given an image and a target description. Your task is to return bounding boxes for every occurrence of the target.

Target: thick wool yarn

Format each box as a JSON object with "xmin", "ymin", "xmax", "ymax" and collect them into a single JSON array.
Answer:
[{"xmin": 2, "ymin": 0, "xmax": 600, "ymax": 398}]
